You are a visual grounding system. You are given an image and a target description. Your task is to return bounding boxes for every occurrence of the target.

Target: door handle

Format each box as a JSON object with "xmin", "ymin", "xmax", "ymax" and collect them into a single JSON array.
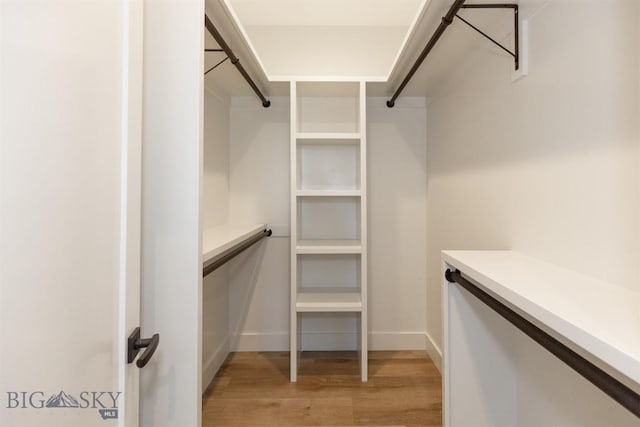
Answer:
[{"xmin": 127, "ymin": 327, "xmax": 160, "ymax": 368}]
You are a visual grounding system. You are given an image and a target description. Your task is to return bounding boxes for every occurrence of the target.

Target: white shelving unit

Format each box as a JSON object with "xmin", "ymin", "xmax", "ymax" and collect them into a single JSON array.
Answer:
[{"xmin": 290, "ymin": 80, "xmax": 368, "ymax": 381}]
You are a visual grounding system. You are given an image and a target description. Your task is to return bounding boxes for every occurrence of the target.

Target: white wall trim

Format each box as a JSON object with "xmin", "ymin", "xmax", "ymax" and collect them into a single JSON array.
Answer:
[
  {"xmin": 202, "ymin": 336, "xmax": 229, "ymax": 390},
  {"xmin": 425, "ymin": 332, "xmax": 442, "ymax": 373},
  {"xmin": 230, "ymin": 332, "xmax": 288, "ymax": 351},
  {"xmin": 230, "ymin": 331, "xmax": 427, "ymax": 352},
  {"xmin": 370, "ymin": 332, "xmax": 427, "ymax": 350}
]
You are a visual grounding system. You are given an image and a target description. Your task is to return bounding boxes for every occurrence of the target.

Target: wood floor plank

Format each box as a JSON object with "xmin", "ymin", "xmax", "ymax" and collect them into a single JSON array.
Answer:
[
  {"xmin": 202, "ymin": 350, "xmax": 442, "ymax": 427},
  {"xmin": 203, "ymin": 397, "xmax": 354, "ymax": 426},
  {"xmin": 352, "ymin": 396, "xmax": 442, "ymax": 427},
  {"xmin": 368, "ymin": 358, "xmax": 436, "ymax": 378}
]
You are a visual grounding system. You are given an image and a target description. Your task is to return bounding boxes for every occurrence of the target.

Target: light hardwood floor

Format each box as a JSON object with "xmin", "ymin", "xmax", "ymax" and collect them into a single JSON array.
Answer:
[{"xmin": 202, "ymin": 351, "xmax": 442, "ymax": 427}]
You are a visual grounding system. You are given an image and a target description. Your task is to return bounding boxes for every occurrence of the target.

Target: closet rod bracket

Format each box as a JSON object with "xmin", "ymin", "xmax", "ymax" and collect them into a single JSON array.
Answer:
[
  {"xmin": 386, "ymin": 2, "xmax": 522, "ymax": 107},
  {"xmin": 457, "ymin": 3, "xmax": 519, "ymax": 71},
  {"xmin": 205, "ymin": 56, "xmax": 229, "ymax": 75}
]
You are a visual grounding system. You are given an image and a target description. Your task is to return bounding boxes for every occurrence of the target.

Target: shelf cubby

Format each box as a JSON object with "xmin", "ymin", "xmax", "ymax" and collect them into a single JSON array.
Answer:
[
  {"xmin": 296, "ymin": 82, "xmax": 360, "ymax": 133},
  {"xmin": 297, "ymin": 196, "xmax": 360, "ymax": 241},
  {"xmin": 297, "ymin": 254, "xmax": 361, "ymax": 312},
  {"xmin": 297, "ymin": 254, "xmax": 360, "ymax": 289},
  {"xmin": 297, "ymin": 139, "xmax": 360, "ymax": 191},
  {"xmin": 298, "ymin": 312, "xmax": 363, "ymax": 354}
]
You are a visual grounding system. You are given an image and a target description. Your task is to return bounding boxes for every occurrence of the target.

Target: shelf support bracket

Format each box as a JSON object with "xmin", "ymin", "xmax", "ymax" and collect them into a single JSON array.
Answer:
[
  {"xmin": 204, "ymin": 56, "xmax": 229, "ymax": 75},
  {"xmin": 457, "ymin": 3, "xmax": 519, "ymax": 71}
]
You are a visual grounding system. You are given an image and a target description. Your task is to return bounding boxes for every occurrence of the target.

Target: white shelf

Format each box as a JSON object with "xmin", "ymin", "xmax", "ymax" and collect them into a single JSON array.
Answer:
[
  {"xmin": 296, "ymin": 132, "xmax": 361, "ymax": 141},
  {"xmin": 296, "ymin": 189, "xmax": 361, "ymax": 197},
  {"xmin": 442, "ymin": 250, "xmax": 640, "ymax": 389},
  {"xmin": 296, "ymin": 239, "xmax": 362, "ymax": 254},
  {"xmin": 296, "ymin": 289, "xmax": 362, "ymax": 312},
  {"xmin": 202, "ymin": 223, "xmax": 266, "ymax": 265},
  {"xmin": 290, "ymin": 80, "xmax": 367, "ymax": 382}
]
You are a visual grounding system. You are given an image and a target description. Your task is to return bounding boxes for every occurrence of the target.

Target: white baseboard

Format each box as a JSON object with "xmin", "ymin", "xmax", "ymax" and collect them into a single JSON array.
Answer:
[
  {"xmin": 230, "ymin": 332, "xmax": 288, "ymax": 351},
  {"xmin": 202, "ymin": 336, "xmax": 229, "ymax": 389},
  {"xmin": 425, "ymin": 332, "xmax": 442, "ymax": 373},
  {"xmin": 369, "ymin": 332, "xmax": 427, "ymax": 350},
  {"xmin": 230, "ymin": 331, "xmax": 427, "ymax": 352}
]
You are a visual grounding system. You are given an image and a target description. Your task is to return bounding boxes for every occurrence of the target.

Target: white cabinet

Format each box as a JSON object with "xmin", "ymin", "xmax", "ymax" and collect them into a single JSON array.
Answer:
[{"xmin": 290, "ymin": 81, "xmax": 368, "ymax": 381}]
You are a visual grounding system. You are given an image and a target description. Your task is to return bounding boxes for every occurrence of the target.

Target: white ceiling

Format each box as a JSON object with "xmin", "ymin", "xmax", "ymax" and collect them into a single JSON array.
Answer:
[
  {"xmin": 226, "ymin": 0, "xmax": 426, "ymax": 27},
  {"xmin": 223, "ymin": 0, "xmax": 427, "ymax": 80}
]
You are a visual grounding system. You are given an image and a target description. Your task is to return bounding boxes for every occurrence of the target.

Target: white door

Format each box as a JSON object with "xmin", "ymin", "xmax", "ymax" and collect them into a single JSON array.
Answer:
[{"xmin": 1, "ymin": 1, "xmax": 145, "ymax": 426}]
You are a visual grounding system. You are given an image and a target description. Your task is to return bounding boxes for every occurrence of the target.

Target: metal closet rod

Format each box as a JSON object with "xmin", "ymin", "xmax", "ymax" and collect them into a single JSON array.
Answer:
[
  {"xmin": 445, "ymin": 269, "xmax": 640, "ymax": 419},
  {"xmin": 204, "ymin": 15, "xmax": 271, "ymax": 108},
  {"xmin": 202, "ymin": 229, "xmax": 272, "ymax": 278},
  {"xmin": 387, "ymin": 0, "xmax": 466, "ymax": 108}
]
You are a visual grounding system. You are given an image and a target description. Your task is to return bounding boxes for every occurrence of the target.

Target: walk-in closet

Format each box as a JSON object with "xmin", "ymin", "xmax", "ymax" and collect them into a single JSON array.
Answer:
[
  {"xmin": 195, "ymin": 0, "xmax": 640, "ymax": 425},
  {"xmin": 1, "ymin": 0, "xmax": 638, "ymax": 426}
]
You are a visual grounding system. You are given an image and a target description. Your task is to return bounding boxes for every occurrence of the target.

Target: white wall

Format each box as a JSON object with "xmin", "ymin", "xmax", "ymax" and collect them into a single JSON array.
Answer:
[
  {"xmin": 367, "ymin": 97, "xmax": 427, "ymax": 349},
  {"xmin": 202, "ymin": 88, "xmax": 231, "ymax": 388},
  {"xmin": 426, "ymin": 0, "xmax": 639, "ymax": 422},
  {"xmin": 228, "ymin": 96, "xmax": 291, "ymax": 350},
  {"xmin": 227, "ymin": 95, "xmax": 428, "ymax": 351},
  {"xmin": 203, "ymin": 89, "xmax": 230, "ymax": 231},
  {"xmin": 141, "ymin": 0, "xmax": 203, "ymax": 425}
]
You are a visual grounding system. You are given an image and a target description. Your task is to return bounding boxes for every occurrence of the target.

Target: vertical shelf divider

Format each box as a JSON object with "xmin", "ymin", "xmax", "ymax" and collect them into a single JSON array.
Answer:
[
  {"xmin": 359, "ymin": 81, "xmax": 368, "ymax": 381},
  {"xmin": 289, "ymin": 81, "xmax": 299, "ymax": 382}
]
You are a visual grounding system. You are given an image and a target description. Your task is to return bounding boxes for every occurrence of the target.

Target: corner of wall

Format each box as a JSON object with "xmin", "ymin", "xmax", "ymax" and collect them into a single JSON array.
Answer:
[
  {"xmin": 425, "ymin": 332, "xmax": 442, "ymax": 373},
  {"xmin": 202, "ymin": 336, "xmax": 229, "ymax": 391}
]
